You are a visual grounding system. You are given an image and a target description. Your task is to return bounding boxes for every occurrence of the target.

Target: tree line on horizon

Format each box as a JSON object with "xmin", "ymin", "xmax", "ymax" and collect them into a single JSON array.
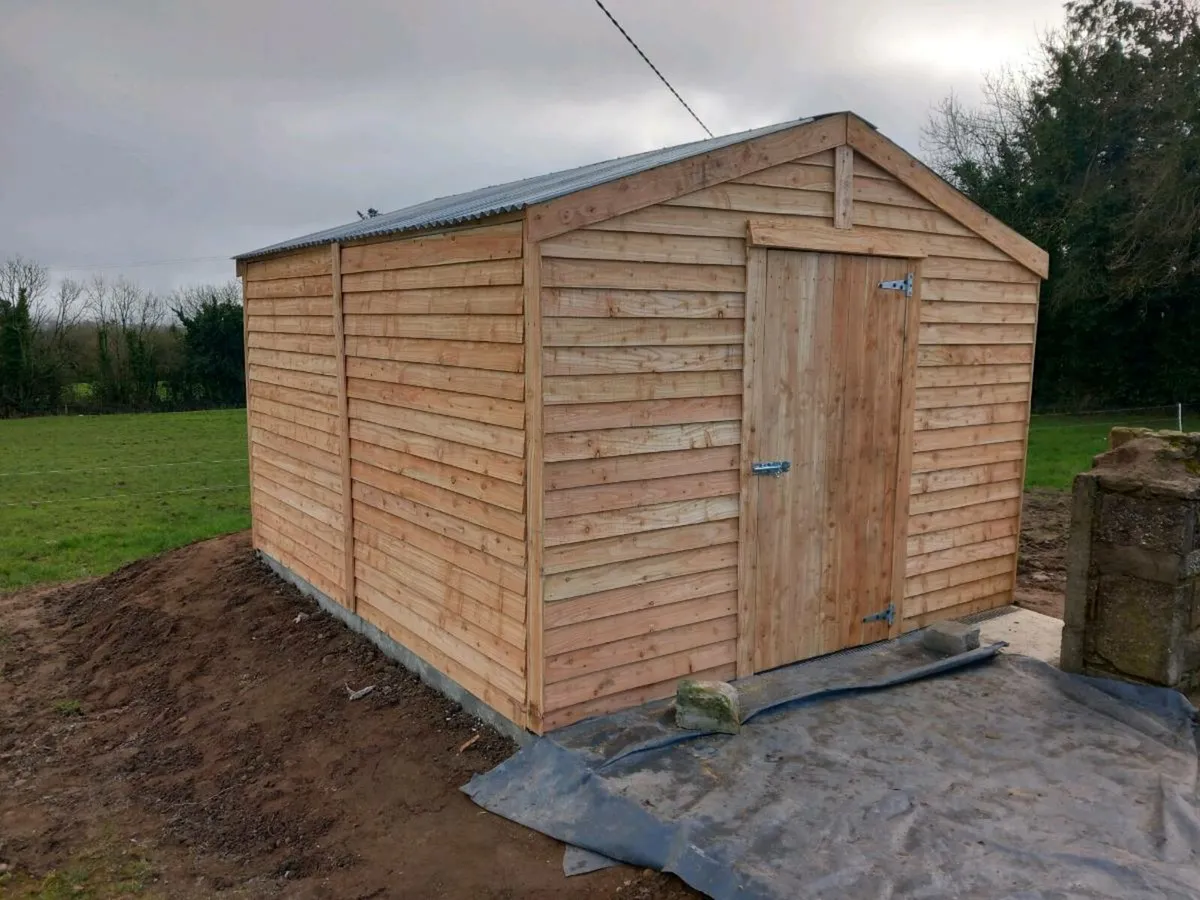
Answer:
[
  {"xmin": 0, "ymin": 256, "xmax": 244, "ymax": 417},
  {"xmin": 924, "ymin": 0, "xmax": 1200, "ymax": 410},
  {"xmin": 5, "ymin": 0, "xmax": 1198, "ymax": 418}
]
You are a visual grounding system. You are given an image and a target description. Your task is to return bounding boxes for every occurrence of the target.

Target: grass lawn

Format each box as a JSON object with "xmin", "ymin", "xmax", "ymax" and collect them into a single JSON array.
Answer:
[
  {"xmin": 1025, "ymin": 410, "xmax": 1200, "ymax": 491},
  {"xmin": 1, "ymin": 404, "xmax": 1195, "ymax": 591},
  {"xmin": 0, "ymin": 409, "xmax": 249, "ymax": 591}
]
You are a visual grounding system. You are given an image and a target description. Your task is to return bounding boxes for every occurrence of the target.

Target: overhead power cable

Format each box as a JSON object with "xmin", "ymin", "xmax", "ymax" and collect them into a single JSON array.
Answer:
[{"xmin": 590, "ymin": 0, "xmax": 714, "ymax": 138}]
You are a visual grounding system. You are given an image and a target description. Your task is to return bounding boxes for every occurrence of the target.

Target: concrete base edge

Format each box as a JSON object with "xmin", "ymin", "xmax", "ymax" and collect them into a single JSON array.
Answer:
[{"xmin": 258, "ymin": 551, "xmax": 532, "ymax": 747}]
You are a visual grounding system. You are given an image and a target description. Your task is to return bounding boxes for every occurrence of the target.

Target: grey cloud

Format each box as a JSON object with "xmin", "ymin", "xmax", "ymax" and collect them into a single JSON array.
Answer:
[{"xmin": 1, "ymin": 0, "xmax": 1064, "ymax": 293}]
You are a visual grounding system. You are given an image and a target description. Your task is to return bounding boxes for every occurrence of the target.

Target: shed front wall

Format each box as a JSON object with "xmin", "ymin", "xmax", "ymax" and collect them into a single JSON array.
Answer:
[
  {"xmin": 534, "ymin": 145, "xmax": 1038, "ymax": 730},
  {"xmin": 245, "ymin": 221, "xmax": 532, "ymax": 728}
]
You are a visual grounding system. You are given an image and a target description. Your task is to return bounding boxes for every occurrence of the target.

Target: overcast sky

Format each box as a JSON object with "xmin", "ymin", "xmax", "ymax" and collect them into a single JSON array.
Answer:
[{"xmin": 1, "ymin": 0, "xmax": 1065, "ymax": 294}]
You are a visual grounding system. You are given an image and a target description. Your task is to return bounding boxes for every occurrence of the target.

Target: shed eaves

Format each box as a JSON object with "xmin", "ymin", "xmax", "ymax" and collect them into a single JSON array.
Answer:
[{"xmin": 236, "ymin": 115, "xmax": 823, "ymax": 261}]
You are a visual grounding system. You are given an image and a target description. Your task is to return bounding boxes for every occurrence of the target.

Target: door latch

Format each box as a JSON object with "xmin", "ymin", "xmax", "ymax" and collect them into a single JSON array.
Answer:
[{"xmin": 751, "ymin": 460, "xmax": 791, "ymax": 477}]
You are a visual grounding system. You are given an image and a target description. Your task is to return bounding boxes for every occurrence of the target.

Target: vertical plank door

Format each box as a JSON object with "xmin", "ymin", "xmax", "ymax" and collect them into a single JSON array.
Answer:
[{"xmin": 747, "ymin": 250, "xmax": 915, "ymax": 672}]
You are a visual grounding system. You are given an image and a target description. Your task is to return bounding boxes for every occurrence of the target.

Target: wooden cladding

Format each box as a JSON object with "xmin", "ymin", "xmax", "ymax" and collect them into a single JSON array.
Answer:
[
  {"xmin": 537, "ymin": 219, "xmax": 744, "ymax": 729},
  {"xmin": 245, "ymin": 246, "xmax": 347, "ymax": 604},
  {"xmin": 343, "ymin": 222, "xmax": 529, "ymax": 724},
  {"xmin": 532, "ymin": 138, "xmax": 1038, "ymax": 728},
  {"xmin": 245, "ymin": 123, "xmax": 1042, "ymax": 735},
  {"xmin": 245, "ymin": 223, "xmax": 531, "ymax": 729}
]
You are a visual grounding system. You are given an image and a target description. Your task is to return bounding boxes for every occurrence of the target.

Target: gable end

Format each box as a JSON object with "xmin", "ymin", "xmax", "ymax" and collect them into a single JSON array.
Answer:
[
  {"xmin": 845, "ymin": 116, "xmax": 1049, "ymax": 279},
  {"xmin": 525, "ymin": 115, "xmax": 849, "ymax": 242}
]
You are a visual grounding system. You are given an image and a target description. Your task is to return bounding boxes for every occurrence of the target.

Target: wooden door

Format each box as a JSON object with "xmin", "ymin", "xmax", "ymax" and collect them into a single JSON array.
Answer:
[{"xmin": 742, "ymin": 250, "xmax": 918, "ymax": 673}]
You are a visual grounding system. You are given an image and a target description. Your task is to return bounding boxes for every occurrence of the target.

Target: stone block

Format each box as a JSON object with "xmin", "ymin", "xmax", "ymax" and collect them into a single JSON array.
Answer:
[
  {"xmin": 1064, "ymin": 430, "xmax": 1200, "ymax": 690},
  {"xmin": 921, "ymin": 620, "xmax": 981, "ymax": 656},
  {"xmin": 1089, "ymin": 575, "xmax": 1186, "ymax": 684},
  {"xmin": 1092, "ymin": 542, "xmax": 1185, "ymax": 583},
  {"xmin": 1096, "ymin": 492, "xmax": 1194, "ymax": 554},
  {"xmin": 675, "ymin": 679, "xmax": 740, "ymax": 734},
  {"xmin": 1108, "ymin": 426, "xmax": 1150, "ymax": 450}
]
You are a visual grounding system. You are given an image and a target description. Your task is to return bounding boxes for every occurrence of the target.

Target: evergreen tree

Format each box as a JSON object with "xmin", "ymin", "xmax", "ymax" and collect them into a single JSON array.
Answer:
[
  {"xmin": 925, "ymin": 0, "xmax": 1200, "ymax": 408},
  {"xmin": 174, "ymin": 287, "xmax": 245, "ymax": 405}
]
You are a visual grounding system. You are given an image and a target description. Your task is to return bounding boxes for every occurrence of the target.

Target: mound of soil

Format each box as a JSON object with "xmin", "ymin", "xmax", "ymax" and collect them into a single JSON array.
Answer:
[
  {"xmin": 1, "ymin": 492, "xmax": 1075, "ymax": 897},
  {"xmin": 1015, "ymin": 489, "xmax": 1070, "ymax": 619},
  {"xmin": 0, "ymin": 533, "xmax": 692, "ymax": 899}
]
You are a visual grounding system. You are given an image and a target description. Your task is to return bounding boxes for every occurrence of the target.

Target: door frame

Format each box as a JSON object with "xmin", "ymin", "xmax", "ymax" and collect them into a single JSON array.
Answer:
[{"xmin": 734, "ymin": 236, "xmax": 922, "ymax": 677}]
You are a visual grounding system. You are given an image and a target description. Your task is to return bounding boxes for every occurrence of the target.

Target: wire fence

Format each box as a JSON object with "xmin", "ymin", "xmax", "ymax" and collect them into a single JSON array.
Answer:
[
  {"xmin": 5, "ymin": 400, "xmax": 248, "ymax": 420},
  {"xmin": 0, "ymin": 458, "xmax": 248, "ymax": 478},
  {"xmin": 1029, "ymin": 402, "xmax": 1192, "ymax": 430},
  {"xmin": 0, "ymin": 483, "xmax": 249, "ymax": 509}
]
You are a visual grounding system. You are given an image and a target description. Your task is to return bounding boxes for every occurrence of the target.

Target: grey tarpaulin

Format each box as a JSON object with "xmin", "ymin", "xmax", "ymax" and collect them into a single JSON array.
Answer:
[{"xmin": 463, "ymin": 635, "xmax": 1200, "ymax": 899}]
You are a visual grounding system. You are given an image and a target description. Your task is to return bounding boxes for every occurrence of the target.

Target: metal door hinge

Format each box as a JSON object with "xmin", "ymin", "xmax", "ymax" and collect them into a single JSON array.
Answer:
[
  {"xmin": 863, "ymin": 603, "xmax": 895, "ymax": 626},
  {"xmin": 751, "ymin": 460, "xmax": 791, "ymax": 477},
  {"xmin": 879, "ymin": 273, "xmax": 914, "ymax": 297}
]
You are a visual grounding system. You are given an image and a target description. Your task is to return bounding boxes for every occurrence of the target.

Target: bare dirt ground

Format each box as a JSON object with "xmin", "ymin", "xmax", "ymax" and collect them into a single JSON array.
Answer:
[
  {"xmin": 1014, "ymin": 489, "xmax": 1070, "ymax": 620},
  {"xmin": 1, "ymin": 492, "xmax": 1072, "ymax": 899},
  {"xmin": 0, "ymin": 533, "xmax": 693, "ymax": 899}
]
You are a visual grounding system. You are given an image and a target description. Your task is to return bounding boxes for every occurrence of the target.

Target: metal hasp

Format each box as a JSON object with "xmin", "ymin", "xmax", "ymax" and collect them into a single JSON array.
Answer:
[
  {"xmin": 751, "ymin": 460, "xmax": 791, "ymax": 477},
  {"xmin": 878, "ymin": 273, "xmax": 914, "ymax": 297},
  {"xmin": 863, "ymin": 603, "xmax": 895, "ymax": 626}
]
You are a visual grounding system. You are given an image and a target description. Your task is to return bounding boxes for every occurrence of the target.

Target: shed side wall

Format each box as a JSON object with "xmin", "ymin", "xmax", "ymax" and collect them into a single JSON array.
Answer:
[
  {"xmin": 244, "ymin": 247, "xmax": 347, "ymax": 605},
  {"xmin": 537, "ymin": 146, "xmax": 1037, "ymax": 728},
  {"xmin": 339, "ymin": 221, "xmax": 529, "ymax": 726}
]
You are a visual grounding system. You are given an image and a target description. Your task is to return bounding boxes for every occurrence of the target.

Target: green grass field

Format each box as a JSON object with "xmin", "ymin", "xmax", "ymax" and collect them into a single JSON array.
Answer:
[
  {"xmin": 1025, "ymin": 411, "xmax": 1199, "ymax": 490},
  {"xmin": 1, "ymin": 406, "xmax": 1197, "ymax": 592},
  {"xmin": 0, "ymin": 409, "xmax": 250, "ymax": 590}
]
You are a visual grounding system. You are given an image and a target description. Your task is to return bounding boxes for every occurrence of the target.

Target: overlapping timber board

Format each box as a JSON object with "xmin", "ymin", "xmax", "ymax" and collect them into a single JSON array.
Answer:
[
  {"xmin": 340, "ymin": 221, "xmax": 530, "ymax": 725},
  {"xmin": 537, "ymin": 144, "xmax": 1037, "ymax": 728},
  {"xmin": 244, "ymin": 247, "xmax": 347, "ymax": 605}
]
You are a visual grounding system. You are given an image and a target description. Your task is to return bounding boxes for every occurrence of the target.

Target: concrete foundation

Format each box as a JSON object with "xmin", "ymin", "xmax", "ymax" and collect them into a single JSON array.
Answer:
[
  {"xmin": 259, "ymin": 551, "xmax": 532, "ymax": 746},
  {"xmin": 1060, "ymin": 429, "xmax": 1200, "ymax": 690},
  {"xmin": 975, "ymin": 607, "xmax": 1062, "ymax": 666}
]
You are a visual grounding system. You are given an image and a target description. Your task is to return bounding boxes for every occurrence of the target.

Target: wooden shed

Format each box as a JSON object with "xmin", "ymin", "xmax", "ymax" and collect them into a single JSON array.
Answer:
[{"xmin": 235, "ymin": 112, "xmax": 1048, "ymax": 735}]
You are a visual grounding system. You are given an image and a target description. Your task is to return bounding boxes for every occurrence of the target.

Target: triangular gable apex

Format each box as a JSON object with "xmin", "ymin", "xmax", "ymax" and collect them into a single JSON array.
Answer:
[
  {"xmin": 845, "ymin": 115, "xmax": 1048, "ymax": 278},
  {"xmin": 525, "ymin": 114, "xmax": 850, "ymax": 242}
]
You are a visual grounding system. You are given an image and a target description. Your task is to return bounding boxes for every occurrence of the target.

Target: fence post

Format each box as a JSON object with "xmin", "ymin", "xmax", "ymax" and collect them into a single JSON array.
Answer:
[{"xmin": 1179, "ymin": 402, "xmax": 1184, "ymax": 433}]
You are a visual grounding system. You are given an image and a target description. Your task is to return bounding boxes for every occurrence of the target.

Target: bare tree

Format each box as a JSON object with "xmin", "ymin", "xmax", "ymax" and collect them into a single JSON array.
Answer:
[
  {"xmin": 921, "ymin": 69, "xmax": 1030, "ymax": 184},
  {"xmin": 85, "ymin": 275, "xmax": 166, "ymax": 407},
  {"xmin": 49, "ymin": 279, "xmax": 84, "ymax": 339},
  {"xmin": 86, "ymin": 275, "xmax": 164, "ymax": 333},
  {"xmin": 0, "ymin": 256, "xmax": 49, "ymax": 310},
  {"xmin": 0, "ymin": 257, "xmax": 80, "ymax": 337},
  {"xmin": 170, "ymin": 281, "xmax": 241, "ymax": 321}
]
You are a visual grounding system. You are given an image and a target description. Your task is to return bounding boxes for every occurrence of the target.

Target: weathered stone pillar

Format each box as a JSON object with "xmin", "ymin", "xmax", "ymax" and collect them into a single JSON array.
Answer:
[{"xmin": 1060, "ymin": 429, "xmax": 1200, "ymax": 689}]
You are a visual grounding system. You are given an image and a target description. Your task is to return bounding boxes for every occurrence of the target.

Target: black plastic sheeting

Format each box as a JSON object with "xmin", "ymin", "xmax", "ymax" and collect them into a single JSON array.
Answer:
[{"xmin": 464, "ymin": 636, "xmax": 1200, "ymax": 899}]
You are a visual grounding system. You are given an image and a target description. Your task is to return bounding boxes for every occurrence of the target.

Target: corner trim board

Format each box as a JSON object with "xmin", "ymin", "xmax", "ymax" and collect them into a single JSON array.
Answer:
[
  {"xmin": 887, "ymin": 258, "xmax": 923, "ymax": 636},
  {"xmin": 330, "ymin": 241, "xmax": 356, "ymax": 612},
  {"xmin": 1007, "ymin": 280, "xmax": 1041, "ymax": 611},
  {"xmin": 523, "ymin": 219, "xmax": 546, "ymax": 733},
  {"xmin": 241, "ymin": 268, "xmax": 257, "ymax": 549}
]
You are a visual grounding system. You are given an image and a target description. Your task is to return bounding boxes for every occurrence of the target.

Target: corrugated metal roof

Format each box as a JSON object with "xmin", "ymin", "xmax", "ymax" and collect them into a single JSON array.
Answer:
[{"xmin": 236, "ymin": 115, "xmax": 821, "ymax": 260}]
